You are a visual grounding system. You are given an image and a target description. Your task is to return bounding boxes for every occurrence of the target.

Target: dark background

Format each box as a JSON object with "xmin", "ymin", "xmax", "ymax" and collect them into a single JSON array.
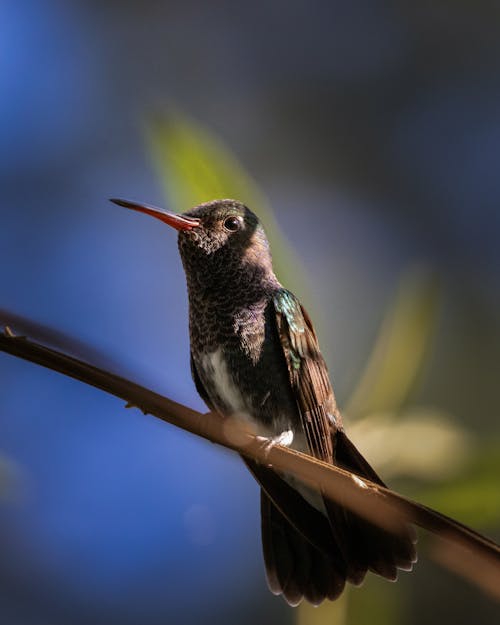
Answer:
[{"xmin": 1, "ymin": 1, "xmax": 499, "ymax": 624}]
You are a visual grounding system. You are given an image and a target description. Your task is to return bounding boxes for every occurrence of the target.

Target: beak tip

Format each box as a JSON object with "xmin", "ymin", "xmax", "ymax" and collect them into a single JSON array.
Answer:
[{"xmin": 109, "ymin": 198, "xmax": 130, "ymax": 208}]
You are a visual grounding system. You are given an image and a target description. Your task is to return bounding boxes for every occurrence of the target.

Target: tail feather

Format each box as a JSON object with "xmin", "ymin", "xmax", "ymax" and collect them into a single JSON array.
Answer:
[
  {"xmin": 260, "ymin": 489, "xmax": 303, "ymax": 605},
  {"xmin": 250, "ymin": 432, "xmax": 417, "ymax": 605},
  {"xmin": 261, "ymin": 490, "xmax": 346, "ymax": 606}
]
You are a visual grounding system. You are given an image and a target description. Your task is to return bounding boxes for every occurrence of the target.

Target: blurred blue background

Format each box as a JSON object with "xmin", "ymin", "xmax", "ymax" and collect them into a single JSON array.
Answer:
[{"xmin": 1, "ymin": 1, "xmax": 499, "ymax": 624}]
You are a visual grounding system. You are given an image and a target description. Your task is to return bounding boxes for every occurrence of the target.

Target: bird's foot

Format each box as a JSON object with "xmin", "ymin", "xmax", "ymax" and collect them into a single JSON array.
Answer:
[{"xmin": 256, "ymin": 429, "xmax": 294, "ymax": 462}]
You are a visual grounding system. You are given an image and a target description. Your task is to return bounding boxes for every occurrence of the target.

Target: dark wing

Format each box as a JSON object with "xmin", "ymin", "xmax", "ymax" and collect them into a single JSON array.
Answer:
[
  {"xmin": 269, "ymin": 289, "xmax": 417, "ymax": 593},
  {"xmin": 272, "ymin": 289, "xmax": 339, "ymax": 461},
  {"xmin": 272, "ymin": 289, "xmax": 361, "ymax": 563}
]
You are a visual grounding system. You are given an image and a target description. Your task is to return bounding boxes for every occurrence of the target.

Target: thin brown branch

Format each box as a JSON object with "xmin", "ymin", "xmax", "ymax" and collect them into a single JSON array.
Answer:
[{"xmin": 0, "ymin": 322, "xmax": 499, "ymax": 600}]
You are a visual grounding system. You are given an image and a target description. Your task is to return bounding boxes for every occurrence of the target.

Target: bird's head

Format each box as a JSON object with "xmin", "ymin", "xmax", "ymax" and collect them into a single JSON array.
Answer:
[{"xmin": 111, "ymin": 198, "xmax": 277, "ymax": 292}]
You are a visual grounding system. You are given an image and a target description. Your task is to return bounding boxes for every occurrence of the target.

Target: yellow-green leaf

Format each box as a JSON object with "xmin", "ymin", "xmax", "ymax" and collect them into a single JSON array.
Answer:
[
  {"xmin": 297, "ymin": 590, "xmax": 348, "ymax": 625},
  {"xmin": 415, "ymin": 439, "xmax": 500, "ymax": 528},
  {"xmin": 348, "ymin": 408, "xmax": 471, "ymax": 481},
  {"xmin": 345, "ymin": 267, "xmax": 440, "ymax": 418}
]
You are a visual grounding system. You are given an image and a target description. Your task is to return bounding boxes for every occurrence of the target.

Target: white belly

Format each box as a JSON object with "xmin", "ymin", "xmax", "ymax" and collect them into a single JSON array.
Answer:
[{"xmin": 200, "ymin": 349, "xmax": 247, "ymax": 415}]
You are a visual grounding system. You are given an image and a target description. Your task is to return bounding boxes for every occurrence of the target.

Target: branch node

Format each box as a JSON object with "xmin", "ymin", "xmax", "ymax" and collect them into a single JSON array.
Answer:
[
  {"xmin": 124, "ymin": 401, "xmax": 148, "ymax": 415},
  {"xmin": 3, "ymin": 325, "xmax": 27, "ymax": 340}
]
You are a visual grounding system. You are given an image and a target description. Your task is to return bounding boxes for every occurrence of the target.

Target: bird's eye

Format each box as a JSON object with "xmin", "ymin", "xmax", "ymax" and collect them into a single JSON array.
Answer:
[{"xmin": 223, "ymin": 216, "xmax": 241, "ymax": 232}]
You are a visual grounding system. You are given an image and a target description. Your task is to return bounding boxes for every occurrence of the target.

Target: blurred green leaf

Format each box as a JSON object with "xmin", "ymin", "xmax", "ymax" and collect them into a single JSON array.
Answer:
[
  {"xmin": 345, "ymin": 266, "xmax": 440, "ymax": 418},
  {"xmin": 349, "ymin": 408, "xmax": 471, "ymax": 481},
  {"xmin": 347, "ymin": 575, "xmax": 405, "ymax": 625},
  {"xmin": 145, "ymin": 109, "xmax": 308, "ymax": 295},
  {"xmin": 297, "ymin": 590, "xmax": 348, "ymax": 625},
  {"xmin": 415, "ymin": 439, "xmax": 500, "ymax": 528},
  {"xmin": 297, "ymin": 574, "xmax": 406, "ymax": 625}
]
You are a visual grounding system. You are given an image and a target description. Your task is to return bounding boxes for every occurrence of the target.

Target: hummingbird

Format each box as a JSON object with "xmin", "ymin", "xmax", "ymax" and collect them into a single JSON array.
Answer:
[{"xmin": 111, "ymin": 197, "xmax": 417, "ymax": 605}]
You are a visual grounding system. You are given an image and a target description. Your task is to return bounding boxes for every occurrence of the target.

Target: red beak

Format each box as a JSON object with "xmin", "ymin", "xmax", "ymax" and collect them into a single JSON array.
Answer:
[{"xmin": 110, "ymin": 198, "xmax": 200, "ymax": 231}]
